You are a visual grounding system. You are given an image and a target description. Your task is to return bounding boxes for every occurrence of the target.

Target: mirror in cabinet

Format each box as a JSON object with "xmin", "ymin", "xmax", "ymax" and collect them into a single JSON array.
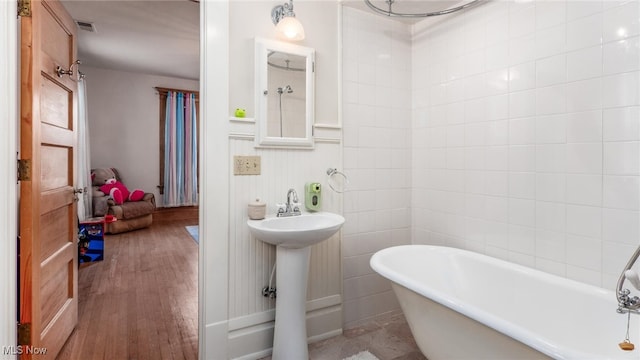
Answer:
[{"xmin": 255, "ymin": 37, "xmax": 315, "ymax": 148}]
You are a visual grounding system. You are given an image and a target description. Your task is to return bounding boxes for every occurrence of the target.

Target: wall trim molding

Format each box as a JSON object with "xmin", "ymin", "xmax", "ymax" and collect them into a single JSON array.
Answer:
[
  {"xmin": 200, "ymin": 1, "xmax": 231, "ymax": 359},
  {"xmin": 229, "ymin": 134, "xmax": 342, "ymax": 144},
  {"xmin": 229, "ymin": 119, "xmax": 342, "ymax": 145},
  {"xmin": 228, "ymin": 295, "xmax": 342, "ymax": 359},
  {"xmin": 314, "ymin": 123, "xmax": 342, "ymax": 129},
  {"xmin": 229, "ymin": 133, "xmax": 255, "ymax": 141},
  {"xmin": 0, "ymin": 1, "xmax": 18, "ymax": 353},
  {"xmin": 314, "ymin": 137, "xmax": 341, "ymax": 144},
  {"xmin": 229, "ymin": 116, "xmax": 255, "ymax": 123}
]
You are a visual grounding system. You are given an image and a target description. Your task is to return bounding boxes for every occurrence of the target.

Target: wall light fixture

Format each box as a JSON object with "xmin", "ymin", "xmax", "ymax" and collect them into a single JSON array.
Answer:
[{"xmin": 271, "ymin": 0, "xmax": 305, "ymax": 41}]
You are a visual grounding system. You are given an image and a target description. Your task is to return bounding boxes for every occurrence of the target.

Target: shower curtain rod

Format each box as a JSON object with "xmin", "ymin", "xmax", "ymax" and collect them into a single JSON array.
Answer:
[
  {"xmin": 268, "ymin": 61, "xmax": 305, "ymax": 72},
  {"xmin": 267, "ymin": 51, "xmax": 305, "ymax": 72},
  {"xmin": 364, "ymin": 0, "xmax": 482, "ymax": 18}
]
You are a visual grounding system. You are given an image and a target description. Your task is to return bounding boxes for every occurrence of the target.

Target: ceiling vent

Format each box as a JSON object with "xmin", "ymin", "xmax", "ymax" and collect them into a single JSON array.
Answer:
[{"xmin": 75, "ymin": 20, "xmax": 96, "ymax": 33}]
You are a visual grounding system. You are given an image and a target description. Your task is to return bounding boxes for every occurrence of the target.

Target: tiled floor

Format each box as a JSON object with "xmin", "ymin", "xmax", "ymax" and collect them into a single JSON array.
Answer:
[{"xmin": 260, "ymin": 312, "xmax": 427, "ymax": 360}]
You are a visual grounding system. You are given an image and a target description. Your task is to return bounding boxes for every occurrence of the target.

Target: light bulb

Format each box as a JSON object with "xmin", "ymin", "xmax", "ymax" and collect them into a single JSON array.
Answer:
[{"xmin": 275, "ymin": 16, "xmax": 305, "ymax": 41}]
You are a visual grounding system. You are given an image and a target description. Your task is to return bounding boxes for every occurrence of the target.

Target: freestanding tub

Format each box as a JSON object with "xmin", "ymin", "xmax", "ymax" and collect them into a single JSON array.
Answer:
[{"xmin": 370, "ymin": 245, "xmax": 639, "ymax": 360}]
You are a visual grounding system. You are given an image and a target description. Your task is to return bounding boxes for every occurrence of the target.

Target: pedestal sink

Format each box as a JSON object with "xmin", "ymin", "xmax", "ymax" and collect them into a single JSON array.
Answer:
[{"xmin": 247, "ymin": 212, "xmax": 345, "ymax": 360}]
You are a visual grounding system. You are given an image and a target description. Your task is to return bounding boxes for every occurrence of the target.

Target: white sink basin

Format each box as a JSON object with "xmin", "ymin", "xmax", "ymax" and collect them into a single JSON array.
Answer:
[
  {"xmin": 248, "ymin": 211, "xmax": 345, "ymax": 359},
  {"xmin": 247, "ymin": 212, "xmax": 345, "ymax": 248}
]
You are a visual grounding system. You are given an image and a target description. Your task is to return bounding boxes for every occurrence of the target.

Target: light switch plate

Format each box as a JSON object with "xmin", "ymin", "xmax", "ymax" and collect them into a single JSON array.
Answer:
[{"xmin": 233, "ymin": 155, "xmax": 261, "ymax": 175}]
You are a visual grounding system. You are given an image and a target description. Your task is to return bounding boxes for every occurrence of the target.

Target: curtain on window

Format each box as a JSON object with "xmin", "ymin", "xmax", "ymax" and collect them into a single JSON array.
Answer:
[
  {"xmin": 77, "ymin": 78, "xmax": 92, "ymax": 220},
  {"xmin": 162, "ymin": 90, "xmax": 198, "ymax": 207}
]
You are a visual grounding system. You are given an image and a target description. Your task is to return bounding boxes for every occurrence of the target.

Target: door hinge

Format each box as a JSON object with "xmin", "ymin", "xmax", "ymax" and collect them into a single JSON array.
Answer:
[
  {"xmin": 17, "ymin": 0, "xmax": 31, "ymax": 17},
  {"xmin": 17, "ymin": 322, "xmax": 31, "ymax": 346},
  {"xmin": 17, "ymin": 159, "xmax": 31, "ymax": 182}
]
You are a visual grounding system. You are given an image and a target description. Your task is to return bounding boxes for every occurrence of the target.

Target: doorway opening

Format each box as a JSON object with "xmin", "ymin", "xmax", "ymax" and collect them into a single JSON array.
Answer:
[{"xmin": 57, "ymin": 1, "xmax": 201, "ymax": 357}]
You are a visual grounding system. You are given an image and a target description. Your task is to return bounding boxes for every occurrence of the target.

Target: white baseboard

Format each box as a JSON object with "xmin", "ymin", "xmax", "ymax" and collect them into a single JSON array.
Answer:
[
  {"xmin": 202, "ymin": 320, "xmax": 230, "ymax": 360},
  {"xmin": 228, "ymin": 295, "xmax": 342, "ymax": 359}
]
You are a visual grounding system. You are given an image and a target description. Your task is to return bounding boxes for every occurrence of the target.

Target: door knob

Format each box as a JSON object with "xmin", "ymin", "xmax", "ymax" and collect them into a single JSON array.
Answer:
[{"xmin": 73, "ymin": 187, "xmax": 87, "ymax": 201}]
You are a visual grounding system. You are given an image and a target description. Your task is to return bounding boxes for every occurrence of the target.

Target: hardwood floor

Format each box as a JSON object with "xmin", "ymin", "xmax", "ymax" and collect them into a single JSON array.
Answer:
[{"xmin": 57, "ymin": 219, "xmax": 199, "ymax": 360}]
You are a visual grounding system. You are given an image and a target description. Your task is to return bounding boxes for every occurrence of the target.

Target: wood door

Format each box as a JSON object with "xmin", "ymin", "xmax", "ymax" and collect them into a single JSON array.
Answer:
[{"xmin": 19, "ymin": 0, "xmax": 79, "ymax": 358}]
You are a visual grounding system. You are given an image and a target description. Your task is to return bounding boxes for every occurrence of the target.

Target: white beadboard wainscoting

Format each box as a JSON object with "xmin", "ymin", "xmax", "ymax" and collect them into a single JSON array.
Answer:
[{"xmin": 226, "ymin": 125, "xmax": 343, "ymax": 359}]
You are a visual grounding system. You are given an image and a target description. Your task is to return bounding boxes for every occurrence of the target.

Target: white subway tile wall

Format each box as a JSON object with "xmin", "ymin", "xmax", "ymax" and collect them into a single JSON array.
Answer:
[
  {"xmin": 412, "ymin": 0, "xmax": 640, "ymax": 289},
  {"xmin": 342, "ymin": 7, "xmax": 413, "ymax": 328},
  {"xmin": 342, "ymin": 0, "xmax": 639, "ymax": 329}
]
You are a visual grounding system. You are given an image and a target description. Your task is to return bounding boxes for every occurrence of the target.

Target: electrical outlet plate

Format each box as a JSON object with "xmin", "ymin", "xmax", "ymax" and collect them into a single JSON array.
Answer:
[{"xmin": 234, "ymin": 155, "xmax": 261, "ymax": 175}]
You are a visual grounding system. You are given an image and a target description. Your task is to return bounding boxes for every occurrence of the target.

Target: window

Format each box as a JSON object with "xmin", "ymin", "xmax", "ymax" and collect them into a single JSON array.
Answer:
[{"xmin": 156, "ymin": 87, "xmax": 199, "ymax": 207}]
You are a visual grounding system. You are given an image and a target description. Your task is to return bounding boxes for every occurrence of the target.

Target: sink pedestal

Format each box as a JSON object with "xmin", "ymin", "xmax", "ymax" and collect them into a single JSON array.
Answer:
[
  {"xmin": 246, "ymin": 212, "xmax": 345, "ymax": 359},
  {"xmin": 272, "ymin": 246, "xmax": 311, "ymax": 360}
]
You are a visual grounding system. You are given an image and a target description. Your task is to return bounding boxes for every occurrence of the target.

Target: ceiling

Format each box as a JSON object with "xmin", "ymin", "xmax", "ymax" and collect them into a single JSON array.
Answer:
[
  {"xmin": 59, "ymin": 0, "xmax": 472, "ymax": 81},
  {"xmin": 61, "ymin": 0, "xmax": 200, "ymax": 80}
]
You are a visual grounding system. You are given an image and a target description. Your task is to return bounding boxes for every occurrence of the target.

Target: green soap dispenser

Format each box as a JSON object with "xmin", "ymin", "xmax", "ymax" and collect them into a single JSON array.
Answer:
[{"xmin": 305, "ymin": 182, "xmax": 322, "ymax": 211}]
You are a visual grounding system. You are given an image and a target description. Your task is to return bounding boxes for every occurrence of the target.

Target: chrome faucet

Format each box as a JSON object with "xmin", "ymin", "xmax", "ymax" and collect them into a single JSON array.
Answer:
[
  {"xmin": 277, "ymin": 188, "xmax": 301, "ymax": 217},
  {"xmin": 616, "ymin": 244, "xmax": 640, "ymax": 312}
]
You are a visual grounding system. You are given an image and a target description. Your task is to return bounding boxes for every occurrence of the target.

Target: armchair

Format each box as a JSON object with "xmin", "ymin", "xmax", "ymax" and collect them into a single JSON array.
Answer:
[{"xmin": 91, "ymin": 168, "xmax": 156, "ymax": 234}]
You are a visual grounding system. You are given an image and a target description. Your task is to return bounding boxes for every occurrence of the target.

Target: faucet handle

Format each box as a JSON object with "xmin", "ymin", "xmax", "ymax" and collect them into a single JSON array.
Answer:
[
  {"xmin": 292, "ymin": 202, "xmax": 302, "ymax": 214},
  {"xmin": 276, "ymin": 203, "xmax": 286, "ymax": 214}
]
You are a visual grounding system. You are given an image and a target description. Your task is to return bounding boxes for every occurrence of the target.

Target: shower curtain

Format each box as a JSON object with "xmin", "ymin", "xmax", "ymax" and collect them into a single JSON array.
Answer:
[
  {"xmin": 163, "ymin": 91, "xmax": 198, "ymax": 207},
  {"xmin": 76, "ymin": 78, "xmax": 93, "ymax": 220}
]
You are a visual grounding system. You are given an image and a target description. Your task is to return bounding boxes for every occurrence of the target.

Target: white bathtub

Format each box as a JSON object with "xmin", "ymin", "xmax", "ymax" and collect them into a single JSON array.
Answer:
[{"xmin": 370, "ymin": 245, "xmax": 640, "ymax": 360}]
